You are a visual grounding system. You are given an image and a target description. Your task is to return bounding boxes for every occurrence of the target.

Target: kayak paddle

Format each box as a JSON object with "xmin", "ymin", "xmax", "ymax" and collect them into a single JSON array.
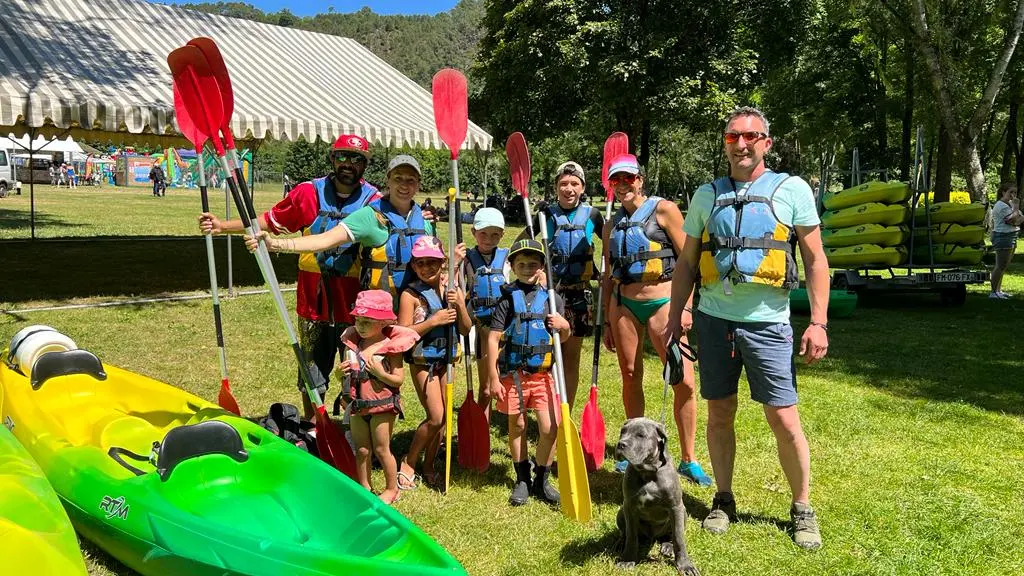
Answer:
[
  {"xmin": 580, "ymin": 131, "xmax": 628, "ymax": 471},
  {"xmin": 432, "ymin": 68, "xmax": 469, "ymax": 493},
  {"xmin": 505, "ymin": 132, "xmax": 534, "ymax": 238}
]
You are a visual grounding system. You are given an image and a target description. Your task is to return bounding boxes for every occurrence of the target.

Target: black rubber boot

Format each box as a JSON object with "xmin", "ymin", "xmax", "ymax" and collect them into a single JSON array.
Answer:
[
  {"xmin": 509, "ymin": 460, "xmax": 532, "ymax": 506},
  {"xmin": 531, "ymin": 464, "xmax": 561, "ymax": 505}
]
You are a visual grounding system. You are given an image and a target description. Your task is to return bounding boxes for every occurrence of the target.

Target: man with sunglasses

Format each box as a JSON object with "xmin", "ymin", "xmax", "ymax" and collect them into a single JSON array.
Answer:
[
  {"xmin": 199, "ymin": 133, "xmax": 381, "ymax": 420},
  {"xmin": 666, "ymin": 107, "xmax": 829, "ymax": 550}
]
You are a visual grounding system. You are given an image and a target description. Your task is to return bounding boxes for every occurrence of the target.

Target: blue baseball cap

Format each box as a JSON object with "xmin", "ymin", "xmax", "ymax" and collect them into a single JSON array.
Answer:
[{"xmin": 473, "ymin": 207, "xmax": 505, "ymax": 230}]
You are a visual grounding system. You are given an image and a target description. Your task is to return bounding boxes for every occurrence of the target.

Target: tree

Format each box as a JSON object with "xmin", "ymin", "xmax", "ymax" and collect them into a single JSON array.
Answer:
[{"xmin": 885, "ymin": 0, "xmax": 1024, "ymax": 200}]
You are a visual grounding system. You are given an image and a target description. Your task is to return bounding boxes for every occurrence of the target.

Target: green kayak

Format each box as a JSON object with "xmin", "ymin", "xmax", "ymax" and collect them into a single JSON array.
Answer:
[
  {"xmin": 790, "ymin": 288, "xmax": 857, "ymax": 318},
  {"xmin": 1, "ymin": 344, "xmax": 466, "ymax": 576}
]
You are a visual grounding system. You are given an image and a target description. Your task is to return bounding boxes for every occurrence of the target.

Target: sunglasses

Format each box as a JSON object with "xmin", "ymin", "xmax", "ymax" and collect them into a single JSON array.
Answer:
[
  {"xmin": 723, "ymin": 131, "xmax": 768, "ymax": 144},
  {"xmin": 609, "ymin": 173, "xmax": 638, "ymax": 185},
  {"xmin": 331, "ymin": 151, "xmax": 367, "ymax": 165}
]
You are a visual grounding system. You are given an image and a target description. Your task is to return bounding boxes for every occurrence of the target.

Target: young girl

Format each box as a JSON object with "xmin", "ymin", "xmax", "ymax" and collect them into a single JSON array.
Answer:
[
  {"xmin": 335, "ymin": 290, "xmax": 419, "ymax": 505},
  {"xmin": 397, "ymin": 236, "xmax": 472, "ymax": 489}
]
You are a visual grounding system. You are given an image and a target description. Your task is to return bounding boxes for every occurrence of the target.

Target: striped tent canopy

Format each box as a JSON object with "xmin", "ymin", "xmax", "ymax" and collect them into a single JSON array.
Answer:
[{"xmin": 0, "ymin": 0, "xmax": 492, "ymax": 150}]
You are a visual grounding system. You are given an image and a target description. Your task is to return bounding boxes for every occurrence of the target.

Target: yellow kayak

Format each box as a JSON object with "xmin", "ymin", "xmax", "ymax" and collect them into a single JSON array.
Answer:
[
  {"xmin": 822, "ymin": 181, "xmax": 912, "ymax": 210},
  {"xmin": 826, "ymin": 244, "xmax": 908, "ymax": 268},
  {"xmin": 821, "ymin": 203, "xmax": 910, "ymax": 229},
  {"xmin": 822, "ymin": 224, "xmax": 908, "ymax": 248},
  {"xmin": 912, "ymin": 223, "xmax": 985, "ymax": 246},
  {"xmin": 0, "ymin": 386, "xmax": 88, "ymax": 576},
  {"xmin": 914, "ymin": 202, "xmax": 985, "ymax": 225},
  {"xmin": 912, "ymin": 243, "xmax": 985, "ymax": 266}
]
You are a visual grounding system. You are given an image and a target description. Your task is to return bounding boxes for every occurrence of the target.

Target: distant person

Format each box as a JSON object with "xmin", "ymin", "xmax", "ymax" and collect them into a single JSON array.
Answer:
[
  {"xmin": 48, "ymin": 164, "xmax": 57, "ymax": 186},
  {"xmin": 58, "ymin": 163, "xmax": 67, "ymax": 187},
  {"xmin": 149, "ymin": 162, "xmax": 165, "ymax": 197},
  {"xmin": 990, "ymin": 182, "xmax": 1024, "ymax": 299},
  {"xmin": 66, "ymin": 164, "xmax": 77, "ymax": 190}
]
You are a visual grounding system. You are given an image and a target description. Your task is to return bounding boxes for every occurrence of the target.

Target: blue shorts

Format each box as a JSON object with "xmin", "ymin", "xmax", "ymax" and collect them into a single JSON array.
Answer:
[
  {"xmin": 991, "ymin": 231, "xmax": 1018, "ymax": 251},
  {"xmin": 693, "ymin": 310, "xmax": 798, "ymax": 407}
]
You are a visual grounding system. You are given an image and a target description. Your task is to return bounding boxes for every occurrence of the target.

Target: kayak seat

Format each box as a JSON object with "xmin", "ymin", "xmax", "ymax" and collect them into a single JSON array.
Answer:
[
  {"xmin": 30, "ymin": 350, "xmax": 107, "ymax": 391},
  {"xmin": 155, "ymin": 420, "xmax": 248, "ymax": 481}
]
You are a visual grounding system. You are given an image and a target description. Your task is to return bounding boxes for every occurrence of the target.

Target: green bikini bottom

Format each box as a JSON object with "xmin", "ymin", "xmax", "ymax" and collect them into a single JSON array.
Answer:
[{"xmin": 617, "ymin": 293, "xmax": 671, "ymax": 324}]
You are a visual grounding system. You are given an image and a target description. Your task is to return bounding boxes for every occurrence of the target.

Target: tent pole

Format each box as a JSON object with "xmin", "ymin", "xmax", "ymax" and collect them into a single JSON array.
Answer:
[{"xmin": 29, "ymin": 128, "xmax": 36, "ymax": 240}]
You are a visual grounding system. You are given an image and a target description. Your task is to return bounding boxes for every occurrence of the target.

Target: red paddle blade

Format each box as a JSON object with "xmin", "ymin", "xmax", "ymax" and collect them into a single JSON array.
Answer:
[
  {"xmin": 168, "ymin": 46, "xmax": 226, "ymax": 156},
  {"xmin": 505, "ymin": 132, "xmax": 531, "ymax": 198},
  {"xmin": 172, "ymin": 84, "xmax": 207, "ymax": 152},
  {"xmin": 218, "ymin": 380, "xmax": 241, "ymax": 416},
  {"xmin": 432, "ymin": 69, "xmax": 469, "ymax": 160},
  {"xmin": 314, "ymin": 406, "xmax": 358, "ymax": 479},
  {"xmin": 580, "ymin": 386, "xmax": 606, "ymax": 472},
  {"xmin": 457, "ymin": 390, "xmax": 491, "ymax": 472},
  {"xmin": 187, "ymin": 37, "xmax": 236, "ymax": 150},
  {"xmin": 602, "ymin": 132, "xmax": 629, "ymax": 200}
]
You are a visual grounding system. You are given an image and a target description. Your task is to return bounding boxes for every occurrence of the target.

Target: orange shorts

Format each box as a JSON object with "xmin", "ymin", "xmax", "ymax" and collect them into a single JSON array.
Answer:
[{"xmin": 497, "ymin": 371, "xmax": 556, "ymax": 415}]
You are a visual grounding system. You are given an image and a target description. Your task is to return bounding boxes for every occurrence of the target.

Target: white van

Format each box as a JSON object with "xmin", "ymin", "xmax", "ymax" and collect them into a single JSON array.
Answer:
[{"xmin": 0, "ymin": 145, "xmax": 23, "ymax": 197}]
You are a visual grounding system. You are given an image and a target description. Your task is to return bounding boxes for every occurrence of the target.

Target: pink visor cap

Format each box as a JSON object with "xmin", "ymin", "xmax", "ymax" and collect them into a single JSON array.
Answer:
[{"xmin": 410, "ymin": 236, "xmax": 446, "ymax": 260}]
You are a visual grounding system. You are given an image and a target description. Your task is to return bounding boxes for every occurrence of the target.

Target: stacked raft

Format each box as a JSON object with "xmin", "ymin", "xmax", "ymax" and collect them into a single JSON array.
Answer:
[
  {"xmin": 821, "ymin": 181, "xmax": 912, "ymax": 268},
  {"xmin": 822, "ymin": 181, "xmax": 986, "ymax": 267}
]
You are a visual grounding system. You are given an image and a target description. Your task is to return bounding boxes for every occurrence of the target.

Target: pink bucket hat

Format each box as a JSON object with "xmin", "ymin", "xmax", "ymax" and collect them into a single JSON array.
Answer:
[
  {"xmin": 411, "ymin": 236, "xmax": 445, "ymax": 260},
  {"xmin": 351, "ymin": 289, "xmax": 397, "ymax": 321}
]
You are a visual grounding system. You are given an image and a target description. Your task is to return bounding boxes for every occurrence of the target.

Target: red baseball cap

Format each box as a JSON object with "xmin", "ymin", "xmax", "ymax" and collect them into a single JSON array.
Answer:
[{"xmin": 331, "ymin": 134, "xmax": 371, "ymax": 160}]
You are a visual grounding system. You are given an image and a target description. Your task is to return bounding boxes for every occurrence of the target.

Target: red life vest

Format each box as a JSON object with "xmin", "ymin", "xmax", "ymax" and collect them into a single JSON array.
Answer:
[{"xmin": 340, "ymin": 326, "xmax": 419, "ymax": 417}]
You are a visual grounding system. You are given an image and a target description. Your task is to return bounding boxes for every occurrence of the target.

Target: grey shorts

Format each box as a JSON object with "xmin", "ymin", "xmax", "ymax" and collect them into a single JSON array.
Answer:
[
  {"xmin": 693, "ymin": 310, "xmax": 798, "ymax": 407},
  {"xmin": 991, "ymin": 231, "xmax": 1018, "ymax": 251}
]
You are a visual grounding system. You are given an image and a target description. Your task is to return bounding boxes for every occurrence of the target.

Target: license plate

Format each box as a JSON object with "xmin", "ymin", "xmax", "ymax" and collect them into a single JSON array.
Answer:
[{"xmin": 929, "ymin": 272, "xmax": 985, "ymax": 283}]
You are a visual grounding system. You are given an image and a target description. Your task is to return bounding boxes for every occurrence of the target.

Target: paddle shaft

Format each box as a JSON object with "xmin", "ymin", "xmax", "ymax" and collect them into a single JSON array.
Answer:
[
  {"xmin": 453, "ymin": 199, "xmax": 475, "ymax": 395},
  {"xmin": 589, "ymin": 195, "xmax": 615, "ymax": 389},
  {"xmin": 198, "ymin": 150, "xmax": 230, "ymax": 384},
  {"xmin": 537, "ymin": 217, "xmax": 568, "ymax": 400}
]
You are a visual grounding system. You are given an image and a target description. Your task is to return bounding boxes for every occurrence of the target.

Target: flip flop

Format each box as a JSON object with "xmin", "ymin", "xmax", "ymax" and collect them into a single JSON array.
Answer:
[{"xmin": 397, "ymin": 470, "xmax": 418, "ymax": 490}]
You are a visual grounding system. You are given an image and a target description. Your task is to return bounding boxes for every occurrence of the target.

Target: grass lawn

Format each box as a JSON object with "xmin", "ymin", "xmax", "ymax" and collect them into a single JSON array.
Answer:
[{"xmin": 2, "ymin": 189, "xmax": 1023, "ymax": 576}]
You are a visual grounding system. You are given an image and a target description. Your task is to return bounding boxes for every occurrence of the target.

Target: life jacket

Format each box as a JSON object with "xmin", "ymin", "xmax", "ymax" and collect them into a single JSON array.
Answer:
[
  {"xmin": 609, "ymin": 196, "xmax": 676, "ymax": 284},
  {"xmin": 360, "ymin": 198, "xmax": 428, "ymax": 294},
  {"xmin": 498, "ymin": 286, "xmax": 554, "ymax": 374},
  {"xmin": 301, "ymin": 178, "xmax": 379, "ymax": 278},
  {"xmin": 698, "ymin": 171, "xmax": 799, "ymax": 292},
  {"xmin": 466, "ymin": 247, "xmax": 508, "ymax": 325},
  {"xmin": 406, "ymin": 281, "xmax": 461, "ymax": 365},
  {"xmin": 547, "ymin": 203, "xmax": 595, "ymax": 286},
  {"xmin": 341, "ymin": 346, "xmax": 403, "ymax": 418}
]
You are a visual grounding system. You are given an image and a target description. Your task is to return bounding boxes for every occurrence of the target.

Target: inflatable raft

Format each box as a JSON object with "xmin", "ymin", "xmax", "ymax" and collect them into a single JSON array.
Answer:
[
  {"xmin": 822, "ymin": 181, "xmax": 912, "ymax": 210},
  {"xmin": 826, "ymin": 244, "xmax": 908, "ymax": 268},
  {"xmin": 0, "ymin": 393, "xmax": 88, "ymax": 576},
  {"xmin": 912, "ymin": 223, "xmax": 986, "ymax": 246},
  {"xmin": 789, "ymin": 288, "xmax": 858, "ymax": 318},
  {"xmin": 914, "ymin": 202, "xmax": 985, "ymax": 225},
  {"xmin": 911, "ymin": 243, "xmax": 985, "ymax": 266},
  {"xmin": 1, "ymin": 331, "xmax": 467, "ymax": 576},
  {"xmin": 821, "ymin": 203, "xmax": 909, "ymax": 228},
  {"xmin": 822, "ymin": 224, "xmax": 908, "ymax": 248}
]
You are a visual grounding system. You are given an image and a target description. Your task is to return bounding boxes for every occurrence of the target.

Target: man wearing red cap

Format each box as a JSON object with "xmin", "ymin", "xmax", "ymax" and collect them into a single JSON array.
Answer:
[{"xmin": 199, "ymin": 134, "xmax": 381, "ymax": 419}]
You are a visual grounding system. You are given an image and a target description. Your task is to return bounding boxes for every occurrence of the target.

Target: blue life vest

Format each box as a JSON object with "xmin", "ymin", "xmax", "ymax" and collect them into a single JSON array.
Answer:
[
  {"xmin": 466, "ymin": 247, "xmax": 508, "ymax": 325},
  {"xmin": 499, "ymin": 287, "xmax": 554, "ymax": 374},
  {"xmin": 307, "ymin": 177, "xmax": 378, "ymax": 277},
  {"xmin": 547, "ymin": 203, "xmax": 595, "ymax": 286},
  {"xmin": 406, "ymin": 281, "xmax": 461, "ymax": 365},
  {"xmin": 361, "ymin": 199, "xmax": 428, "ymax": 294},
  {"xmin": 609, "ymin": 196, "xmax": 676, "ymax": 284},
  {"xmin": 698, "ymin": 171, "xmax": 799, "ymax": 292}
]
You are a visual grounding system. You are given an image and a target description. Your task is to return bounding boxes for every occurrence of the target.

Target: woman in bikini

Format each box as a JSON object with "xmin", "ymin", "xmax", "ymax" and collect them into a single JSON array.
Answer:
[{"xmin": 600, "ymin": 154, "xmax": 710, "ymax": 484}]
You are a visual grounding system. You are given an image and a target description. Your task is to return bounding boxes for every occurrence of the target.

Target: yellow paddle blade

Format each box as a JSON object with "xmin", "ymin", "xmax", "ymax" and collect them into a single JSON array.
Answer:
[
  {"xmin": 444, "ymin": 381, "xmax": 454, "ymax": 493},
  {"xmin": 555, "ymin": 402, "xmax": 592, "ymax": 522}
]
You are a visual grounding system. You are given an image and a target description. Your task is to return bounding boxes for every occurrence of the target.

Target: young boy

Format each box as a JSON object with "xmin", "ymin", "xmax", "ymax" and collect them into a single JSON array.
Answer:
[
  {"xmin": 463, "ymin": 207, "xmax": 510, "ymax": 420},
  {"xmin": 486, "ymin": 239, "xmax": 570, "ymax": 506}
]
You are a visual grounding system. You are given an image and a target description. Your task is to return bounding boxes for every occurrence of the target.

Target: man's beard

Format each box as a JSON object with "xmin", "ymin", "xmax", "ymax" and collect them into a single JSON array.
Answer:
[{"xmin": 334, "ymin": 165, "xmax": 363, "ymax": 186}]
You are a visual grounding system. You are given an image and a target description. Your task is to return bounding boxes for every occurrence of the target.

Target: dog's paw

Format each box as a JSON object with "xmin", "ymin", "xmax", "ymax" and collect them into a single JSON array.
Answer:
[
  {"xmin": 675, "ymin": 560, "xmax": 700, "ymax": 576},
  {"xmin": 659, "ymin": 542, "xmax": 675, "ymax": 558},
  {"xmin": 615, "ymin": 561, "xmax": 637, "ymax": 570}
]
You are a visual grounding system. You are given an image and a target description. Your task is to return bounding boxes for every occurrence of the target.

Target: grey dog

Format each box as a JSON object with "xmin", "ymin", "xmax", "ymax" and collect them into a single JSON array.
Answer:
[{"xmin": 614, "ymin": 417, "xmax": 699, "ymax": 575}]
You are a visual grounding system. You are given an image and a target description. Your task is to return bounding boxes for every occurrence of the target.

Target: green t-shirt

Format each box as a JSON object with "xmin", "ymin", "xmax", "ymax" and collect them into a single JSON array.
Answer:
[
  {"xmin": 341, "ymin": 205, "xmax": 435, "ymax": 249},
  {"xmin": 682, "ymin": 173, "xmax": 820, "ymax": 323}
]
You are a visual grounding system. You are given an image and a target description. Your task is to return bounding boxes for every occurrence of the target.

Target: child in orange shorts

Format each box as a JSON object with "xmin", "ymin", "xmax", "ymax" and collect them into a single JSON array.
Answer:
[{"xmin": 486, "ymin": 239, "xmax": 570, "ymax": 506}]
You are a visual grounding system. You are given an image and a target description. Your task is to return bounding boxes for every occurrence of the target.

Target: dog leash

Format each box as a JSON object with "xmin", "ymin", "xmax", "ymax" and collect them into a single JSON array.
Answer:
[{"xmin": 660, "ymin": 340, "xmax": 697, "ymax": 425}]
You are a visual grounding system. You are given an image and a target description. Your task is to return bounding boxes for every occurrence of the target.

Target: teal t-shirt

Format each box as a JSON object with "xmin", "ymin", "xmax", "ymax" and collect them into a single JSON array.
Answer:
[
  {"xmin": 682, "ymin": 173, "xmax": 820, "ymax": 323},
  {"xmin": 341, "ymin": 204, "xmax": 435, "ymax": 249}
]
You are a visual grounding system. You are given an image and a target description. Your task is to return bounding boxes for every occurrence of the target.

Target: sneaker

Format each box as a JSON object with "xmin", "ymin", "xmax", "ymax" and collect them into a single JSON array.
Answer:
[
  {"xmin": 791, "ymin": 502, "xmax": 822, "ymax": 550},
  {"xmin": 531, "ymin": 465, "xmax": 561, "ymax": 505},
  {"xmin": 678, "ymin": 461, "xmax": 713, "ymax": 486},
  {"xmin": 990, "ymin": 292, "xmax": 1003, "ymax": 299},
  {"xmin": 998, "ymin": 291, "xmax": 1011, "ymax": 299},
  {"xmin": 702, "ymin": 492, "xmax": 736, "ymax": 534},
  {"xmin": 614, "ymin": 459, "xmax": 629, "ymax": 473},
  {"xmin": 509, "ymin": 480, "xmax": 530, "ymax": 506}
]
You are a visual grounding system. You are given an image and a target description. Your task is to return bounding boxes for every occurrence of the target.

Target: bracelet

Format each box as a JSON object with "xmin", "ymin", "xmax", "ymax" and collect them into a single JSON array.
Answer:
[
  {"xmin": 683, "ymin": 307, "xmax": 692, "ymax": 313},
  {"xmin": 809, "ymin": 321, "xmax": 828, "ymax": 332},
  {"xmin": 270, "ymin": 238, "xmax": 299, "ymax": 253}
]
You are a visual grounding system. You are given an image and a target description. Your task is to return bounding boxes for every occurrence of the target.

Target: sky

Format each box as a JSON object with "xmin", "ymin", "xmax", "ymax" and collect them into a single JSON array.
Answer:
[{"xmin": 157, "ymin": 1, "xmax": 460, "ymax": 17}]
